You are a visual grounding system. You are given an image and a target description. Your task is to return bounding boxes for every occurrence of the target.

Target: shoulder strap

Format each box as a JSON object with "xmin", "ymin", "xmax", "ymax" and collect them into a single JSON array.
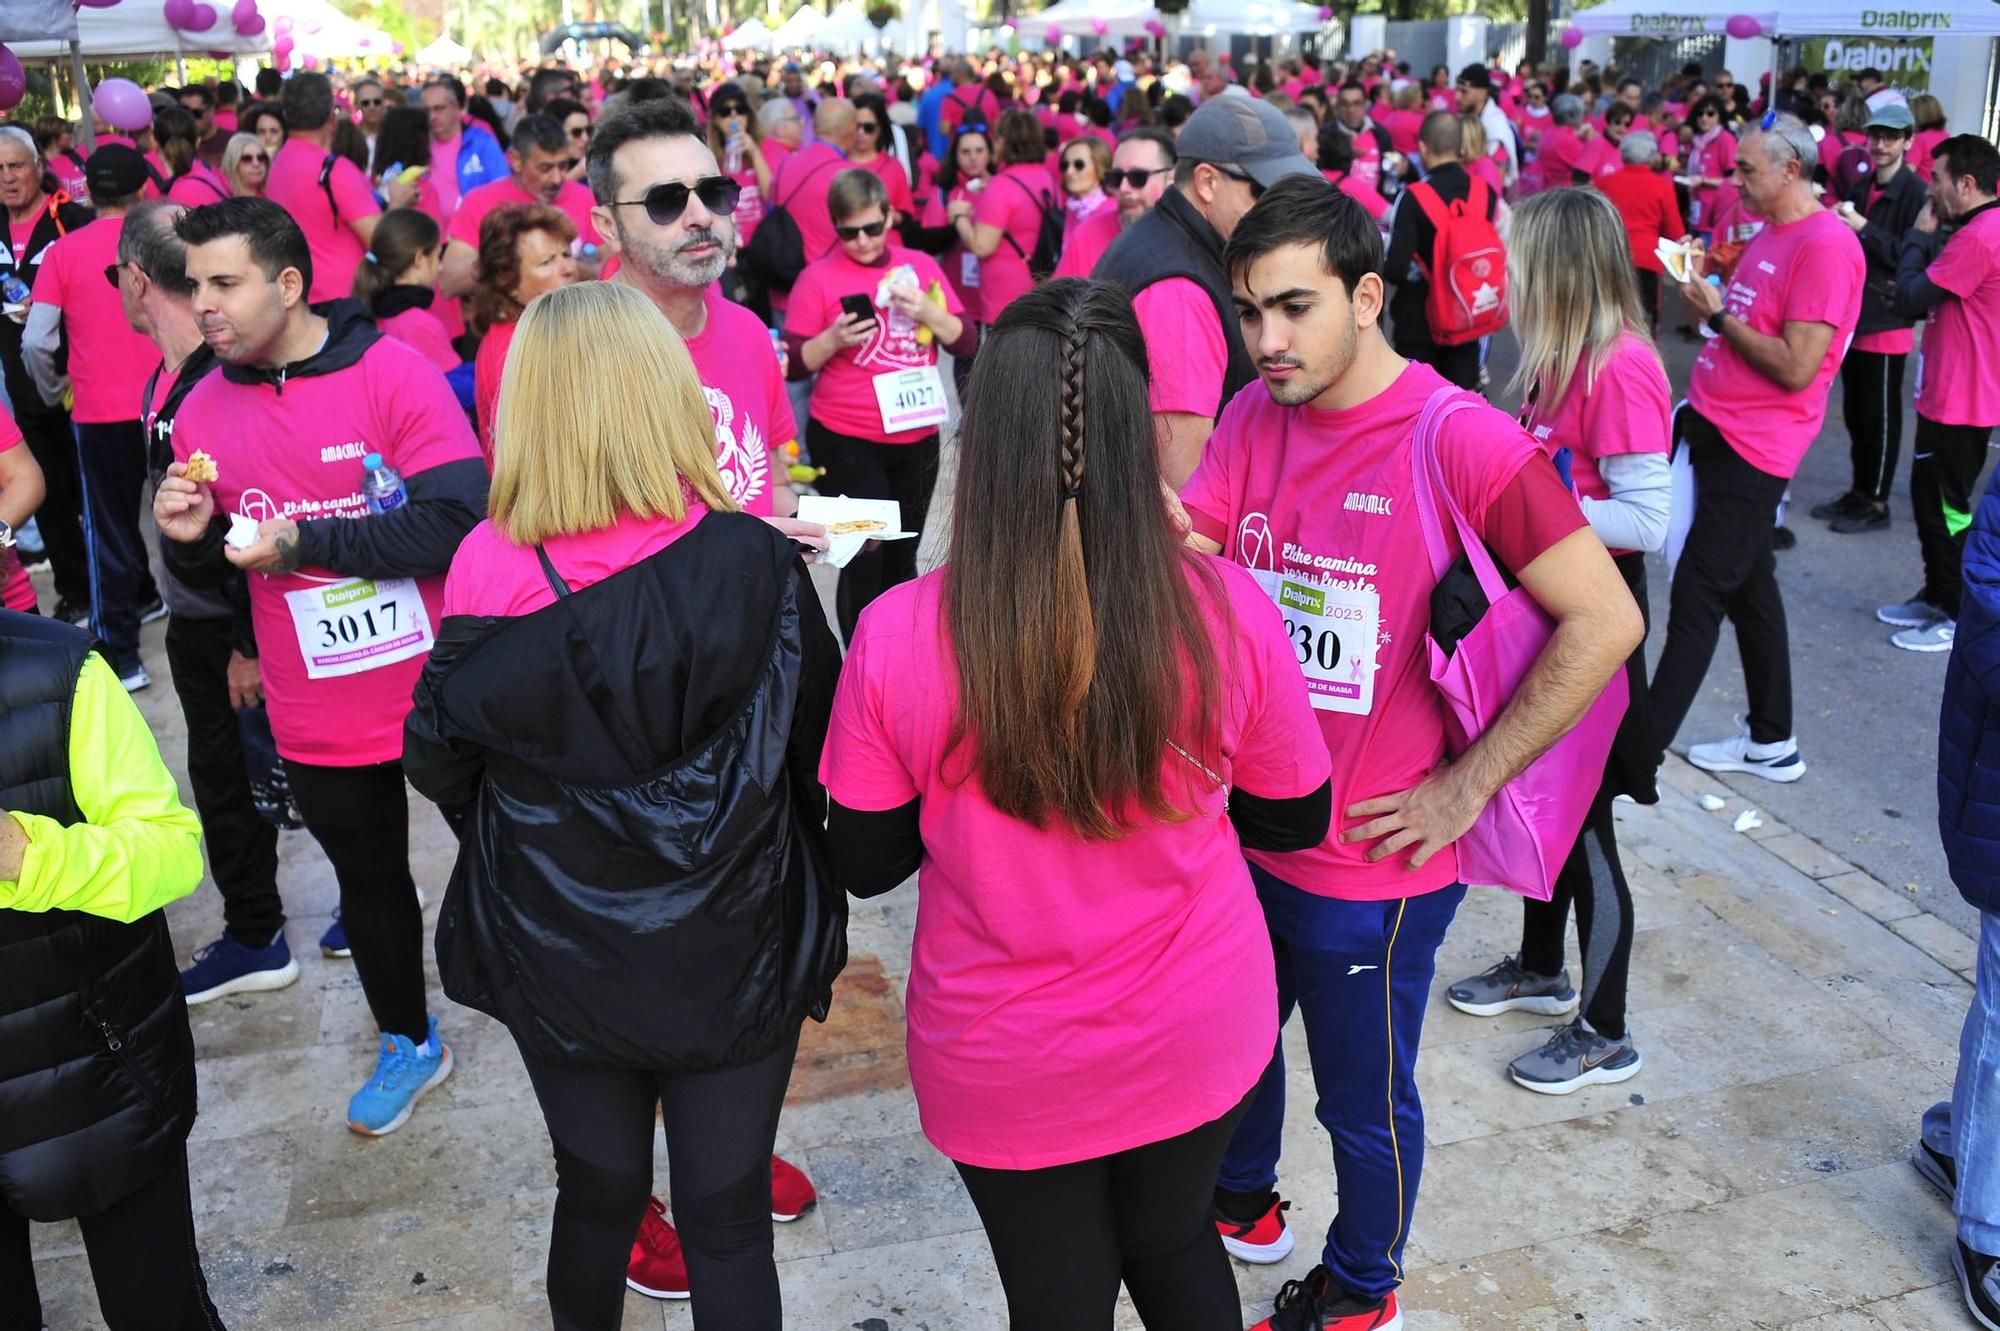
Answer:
[
  {"xmin": 534, "ymin": 544, "xmax": 572, "ymax": 599},
  {"xmin": 142, "ymin": 363, "xmax": 164, "ymax": 424},
  {"xmin": 1407, "ymin": 179, "xmax": 1448, "ymax": 229},
  {"xmin": 997, "ymin": 171, "xmax": 1051, "ymax": 258},
  {"xmin": 778, "ymin": 155, "xmax": 840, "ymax": 211},
  {"xmin": 1465, "ymin": 175, "xmax": 1490, "ymax": 219},
  {"xmin": 319, "ymin": 155, "xmax": 341, "ymax": 224},
  {"xmin": 1408, "ymin": 386, "xmax": 1511, "ymax": 599}
]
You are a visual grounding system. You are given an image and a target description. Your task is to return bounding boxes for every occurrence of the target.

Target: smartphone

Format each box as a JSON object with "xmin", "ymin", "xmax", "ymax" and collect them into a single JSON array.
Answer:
[{"xmin": 840, "ymin": 293, "xmax": 877, "ymax": 325}]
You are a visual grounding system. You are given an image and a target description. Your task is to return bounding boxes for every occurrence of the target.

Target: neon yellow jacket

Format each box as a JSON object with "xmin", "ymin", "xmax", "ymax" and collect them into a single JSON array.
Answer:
[{"xmin": 0, "ymin": 653, "xmax": 203, "ymax": 922}]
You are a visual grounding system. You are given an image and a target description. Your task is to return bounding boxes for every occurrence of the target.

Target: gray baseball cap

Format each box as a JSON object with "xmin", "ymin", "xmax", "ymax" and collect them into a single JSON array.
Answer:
[
  {"xmin": 1175, "ymin": 95, "xmax": 1320, "ymax": 189},
  {"xmin": 1865, "ymin": 101, "xmax": 1915, "ymax": 132}
]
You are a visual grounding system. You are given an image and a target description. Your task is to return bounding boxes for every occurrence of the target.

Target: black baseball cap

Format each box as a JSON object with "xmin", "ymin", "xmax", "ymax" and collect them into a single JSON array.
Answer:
[
  {"xmin": 1457, "ymin": 64, "xmax": 1493, "ymax": 90},
  {"xmin": 86, "ymin": 145, "xmax": 152, "ymax": 200}
]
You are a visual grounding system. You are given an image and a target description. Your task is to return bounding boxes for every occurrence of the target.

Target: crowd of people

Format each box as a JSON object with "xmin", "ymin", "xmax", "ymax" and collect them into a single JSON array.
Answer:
[{"xmin": 0, "ymin": 33, "xmax": 1998, "ymax": 1331}]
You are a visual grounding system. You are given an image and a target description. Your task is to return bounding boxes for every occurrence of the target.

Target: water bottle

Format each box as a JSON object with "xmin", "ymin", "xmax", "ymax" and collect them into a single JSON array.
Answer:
[
  {"xmin": 361, "ymin": 452, "xmax": 407, "ymax": 514},
  {"xmin": 1, "ymin": 272, "xmax": 28, "ymax": 306}
]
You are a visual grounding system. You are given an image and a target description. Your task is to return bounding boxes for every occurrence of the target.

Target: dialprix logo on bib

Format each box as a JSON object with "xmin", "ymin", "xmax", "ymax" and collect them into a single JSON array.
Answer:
[{"xmin": 1278, "ymin": 579, "xmax": 1325, "ymax": 617}]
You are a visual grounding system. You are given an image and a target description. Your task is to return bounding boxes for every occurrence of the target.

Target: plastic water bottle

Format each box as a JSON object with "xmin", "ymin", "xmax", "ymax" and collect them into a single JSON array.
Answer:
[
  {"xmin": 1, "ymin": 272, "xmax": 28, "ymax": 306},
  {"xmin": 361, "ymin": 453, "xmax": 407, "ymax": 514}
]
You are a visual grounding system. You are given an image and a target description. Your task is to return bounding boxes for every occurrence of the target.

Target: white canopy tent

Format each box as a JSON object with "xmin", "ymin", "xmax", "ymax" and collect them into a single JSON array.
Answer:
[
  {"xmin": 415, "ymin": 34, "xmax": 474, "ymax": 66},
  {"xmin": 263, "ymin": 0, "xmax": 395, "ymax": 60},
  {"xmin": 766, "ymin": 4, "xmax": 826, "ymax": 51},
  {"xmin": 1177, "ymin": 0, "xmax": 1329, "ymax": 39},
  {"xmin": 721, "ymin": 17, "xmax": 773, "ymax": 51},
  {"xmin": 811, "ymin": 3, "xmax": 888, "ymax": 53},
  {"xmin": 1035, "ymin": 0, "xmax": 1164, "ymax": 42},
  {"xmin": 10, "ymin": 0, "xmax": 272, "ymax": 60}
]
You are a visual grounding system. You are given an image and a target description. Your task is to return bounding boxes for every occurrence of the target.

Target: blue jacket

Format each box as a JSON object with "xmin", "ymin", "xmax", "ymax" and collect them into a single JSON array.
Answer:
[
  {"xmin": 453, "ymin": 122, "xmax": 509, "ymax": 198},
  {"xmin": 1939, "ymin": 462, "xmax": 2000, "ymax": 913}
]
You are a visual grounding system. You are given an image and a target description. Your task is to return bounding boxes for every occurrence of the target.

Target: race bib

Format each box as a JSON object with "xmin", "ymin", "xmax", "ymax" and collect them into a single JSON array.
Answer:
[
  {"xmin": 873, "ymin": 365, "xmax": 950, "ymax": 434},
  {"xmin": 282, "ymin": 577, "xmax": 434, "ymax": 680},
  {"xmin": 1252, "ymin": 569, "xmax": 1379, "ymax": 715}
]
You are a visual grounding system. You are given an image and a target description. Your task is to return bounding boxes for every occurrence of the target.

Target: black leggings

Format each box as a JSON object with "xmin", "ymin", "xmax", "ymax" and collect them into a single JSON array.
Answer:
[
  {"xmin": 0, "ymin": 1148, "xmax": 226, "ymax": 1331},
  {"xmin": 1519, "ymin": 814, "xmax": 1637, "ymax": 1039},
  {"xmin": 1840, "ymin": 348, "xmax": 1907, "ymax": 505},
  {"xmin": 283, "ymin": 758, "xmax": 429, "ymax": 1043},
  {"xmin": 807, "ymin": 420, "xmax": 940, "ymax": 642},
  {"xmin": 953, "ymin": 1090, "xmax": 1253, "ymax": 1331},
  {"xmin": 517, "ymin": 1033, "xmax": 799, "ymax": 1330}
]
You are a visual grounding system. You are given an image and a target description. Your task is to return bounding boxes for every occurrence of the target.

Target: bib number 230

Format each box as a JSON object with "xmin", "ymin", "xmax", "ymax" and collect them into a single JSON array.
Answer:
[{"xmin": 1252, "ymin": 570, "xmax": 1379, "ymax": 715}]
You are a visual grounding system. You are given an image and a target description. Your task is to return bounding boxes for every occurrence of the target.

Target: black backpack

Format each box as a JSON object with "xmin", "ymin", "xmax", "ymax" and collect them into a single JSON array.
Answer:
[
  {"xmin": 741, "ymin": 157, "xmax": 840, "ymax": 294},
  {"xmin": 999, "ymin": 173, "xmax": 1064, "ymax": 282}
]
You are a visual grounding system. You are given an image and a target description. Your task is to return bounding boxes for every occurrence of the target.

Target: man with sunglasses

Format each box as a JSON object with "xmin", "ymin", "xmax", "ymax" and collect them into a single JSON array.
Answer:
[
  {"xmin": 1095, "ymin": 97, "xmax": 1318, "ymax": 488},
  {"xmin": 178, "ymin": 82, "xmax": 228, "ymax": 169},
  {"xmin": 582, "ymin": 97, "xmax": 830, "ymax": 1299},
  {"xmin": 351, "ymin": 78, "xmax": 387, "ymax": 173},
  {"xmin": 442, "ymin": 114, "xmax": 602, "ymax": 299},
  {"xmin": 23, "ymin": 146, "xmax": 167, "ymax": 689},
  {"xmin": 1053, "ymin": 128, "xmax": 1176, "ymax": 279}
]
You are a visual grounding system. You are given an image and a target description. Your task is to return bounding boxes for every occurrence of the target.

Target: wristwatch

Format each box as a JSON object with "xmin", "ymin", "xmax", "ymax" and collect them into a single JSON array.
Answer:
[
  {"xmin": 0, "ymin": 518, "xmax": 14, "ymax": 549},
  {"xmin": 1706, "ymin": 311, "xmax": 1728, "ymax": 336}
]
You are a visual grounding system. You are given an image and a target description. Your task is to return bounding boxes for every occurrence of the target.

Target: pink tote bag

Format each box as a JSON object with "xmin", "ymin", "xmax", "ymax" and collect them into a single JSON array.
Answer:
[{"xmin": 1407, "ymin": 387, "xmax": 1629, "ymax": 901}]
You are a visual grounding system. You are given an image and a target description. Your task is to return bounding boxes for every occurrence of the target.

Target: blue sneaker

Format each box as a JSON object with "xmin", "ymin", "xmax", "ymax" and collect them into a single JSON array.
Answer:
[
  {"xmin": 320, "ymin": 910, "xmax": 351, "ymax": 959},
  {"xmin": 347, "ymin": 1017, "xmax": 453, "ymax": 1137},
  {"xmin": 180, "ymin": 932, "xmax": 301, "ymax": 1006}
]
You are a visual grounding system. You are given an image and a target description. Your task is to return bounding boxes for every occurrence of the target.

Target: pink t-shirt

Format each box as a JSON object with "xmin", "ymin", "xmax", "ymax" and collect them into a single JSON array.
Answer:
[
  {"xmin": 433, "ymin": 130, "xmax": 464, "ymax": 221},
  {"xmin": 473, "ymin": 318, "xmax": 515, "ymax": 465},
  {"xmin": 852, "ymin": 152, "xmax": 916, "ymax": 218},
  {"xmin": 772, "ymin": 143, "xmax": 850, "ymax": 280},
  {"xmin": 267, "ymin": 138, "xmax": 381, "ymax": 304},
  {"xmin": 1380, "ymin": 108, "xmax": 1424, "ymax": 157},
  {"xmin": 172, "ymin": 335, "xmax": 483, "ymax": 766},
  {"xmin": 922, "ymin": 180, "xmax": 983, "ymax": 321},
  {"xmin": 378, "ymin": 303, "xmax": 461, "ymax": 373},
  {"xmin": 1531, "ymin": 126, "xmax": 1592, "ymax": 193},
  {"xmin": 1325, "ymin": 169, "xmax": 1390, "ymax": 222},
  {"xmin": 1053, "ymin": 203, "xmax": 1120, "ymax": 278},
  {"xmin": 165, "ymin": 160, "xmax": 232, "ymax": 207},
  {"xmin": 1686, "ymin": 129, "xmax": 1738, "ymax": 231},
  {"xmin": 0, "ymin": 406, "xmax": 34, "ymax": 612},
  {"xmin": 1522, "ymin": 332, "xmax": 1672, "ymax": 552},
  {"xmin": 1912, "ymin": 128, "xmax": 1947, "ymax": 183},
  {"xmin": 1689, "ymin": 208, "xmax": 1864, "ymax": 478},
  {"xmin": 1134, "ymin": 278, "xmax": 1228, "ymax": 418},
  {"xmin": 685, "ymin": 285, "xmax": 796, "ymax": 516},
  {"xmin": 442, "ymin": 506, "xmax": 708, "ymax": 619},
  {"xmin": 48, "ymin": 151, "xmax": 88, "ymax": 204},
  {"xmin": 725, "ymin": 162, "xmax": 765, "ymax": 245},
  {"xmin": 29, "ymin": 217, "xmax": 156, "ymax": 424},
  {"xmin": 449, "ymin": 177, "xmax": 602, "ymax": 254},
  {"xmin": 1916, "ymin": 205, "xmax": 2000, "ymax": 428},
  {"xmin": 819, "ymin": 562, "xmax": 1329, "ymax": 1169},
  {"xmin": 1181, "ymin": 361, "xmax": 1568, "ymax": 899},
  {"xmin": 785, "ymin": 245, "xmax": 961, "ymax": 444},
  {"xmin": 1427, "ymin": 88, "xmax": 1456, "ymax": 114},
  {"xmin": 972, "ymin": 162, "xmax": 1054, "ymax": 322}
]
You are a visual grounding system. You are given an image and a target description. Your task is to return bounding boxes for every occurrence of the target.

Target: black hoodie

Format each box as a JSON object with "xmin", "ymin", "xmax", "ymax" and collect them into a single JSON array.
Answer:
[{"xmin": 162, "ymin": 300, "xmax": 489, "ymax": 592}]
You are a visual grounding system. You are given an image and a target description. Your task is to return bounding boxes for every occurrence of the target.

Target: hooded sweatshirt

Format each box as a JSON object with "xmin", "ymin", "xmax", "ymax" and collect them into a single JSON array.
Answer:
[{"xmin": 163, "ymin": 300, "xmax": 487, "ymax": 766}]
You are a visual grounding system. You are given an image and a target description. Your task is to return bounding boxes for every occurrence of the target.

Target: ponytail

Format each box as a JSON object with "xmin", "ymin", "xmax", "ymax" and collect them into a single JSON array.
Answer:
[{"xmin": 349, "ymin": 207, "xmax": 440, "ymax": 311}]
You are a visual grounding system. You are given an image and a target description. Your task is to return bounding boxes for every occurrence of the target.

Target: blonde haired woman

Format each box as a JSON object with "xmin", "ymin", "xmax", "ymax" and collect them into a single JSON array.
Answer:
[
  {"xmin": 1445, "ymin": 187, "xmax": 1671, "ymax": 1096},
  {"xmin": 405, "ymin": 281, "xmax": 846, "ymax": 1331},
  {"xmin": 220, "ymin": 132, "xmax": 268, "ymax": 196}
]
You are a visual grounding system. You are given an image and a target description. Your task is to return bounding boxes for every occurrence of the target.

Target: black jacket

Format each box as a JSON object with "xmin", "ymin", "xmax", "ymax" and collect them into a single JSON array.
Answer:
[
  {"xmin": 0, "ymin": 193, "xmax": 95, "ymax": 424},
  {"xmin": 1094, "ymin": 187, "xmax": 1259, "ymax": 419},
  {"xmin": 404, "ymin": 513, "xmax": 848, "ymax": 1070},
  {"xmin": 1385, "ymin": 163, "xmax": 1491, "ymax": 351},
  {"xmin": 1844, "ymin": 164, "xmax": 1928, "ymax": 337},
  {"xmin": 0, "ymin": 614, "xmax": 197, "ymax": 1221},
  {"xmin": 162, "ymin": 300, "xmax": 489, "ymax": 593}
]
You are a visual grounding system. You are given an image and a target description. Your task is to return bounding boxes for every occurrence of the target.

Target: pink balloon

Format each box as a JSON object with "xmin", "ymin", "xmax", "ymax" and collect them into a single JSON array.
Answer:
[
  {"xmin": 1090, "ymin": 17, "xmax": 1108, "ymax": 35},
  {"xmin": 1144, "ymin": 17, "xmax": 1164, "ymax": 36},
  {"xmin": 163, "ymin": 0, "xmax": 195, "ymax": 27},
  {"xmin": 1044, "ymin": 23, "xmax": 1061, "ymax": 45},
  {"xmin": 1317, "ymin": 4, "xmax": 1333, "ymax": 18},
  {"xmin": 231, "ymin": 0, "xmax": 257, "ymax": 22},
  {"xmin": 302, "ymin": 52, "xmax": 318, "ymax": 68},
  {"xmin": 273, "ymin": 34, "xmax": 294, "ymax": 57},
  {"xmin": 187, "ymin": 2, "xmax": 218, "ymax": 30},
  {"xmin": 235, "ymin": 12, "xmax": 264, "ymax": 34},
  {"xmin": 1559, "ymin": 25, "xmax": 1584, "ymax": 48},
  {"xmin": 0, "ymin": 47, "xmax": 22, "ymax": 114},
  {"xmin": 273, "ymin": 14, "xmax": 291, "ymax": 32},
  {"xmin": 275, "ymin": 51, "xmax": 290, "ymax": 71},
  {"xmin": 92, "ymin": 77, "xmax": 154, "ymax": 131},
  {"xmin": 77, "ymin": 0, "xmax": 123, "ymax": 8},
  {"xmin": 1724, "ymin": 12, "xmax": 1763, "ymax": 36}
]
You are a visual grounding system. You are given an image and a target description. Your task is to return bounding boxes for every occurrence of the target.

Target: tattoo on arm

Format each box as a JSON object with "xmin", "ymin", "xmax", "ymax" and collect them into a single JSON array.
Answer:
[{"xmin": 274, "ymin": 532, "xmax": 301, "ymax": 572}]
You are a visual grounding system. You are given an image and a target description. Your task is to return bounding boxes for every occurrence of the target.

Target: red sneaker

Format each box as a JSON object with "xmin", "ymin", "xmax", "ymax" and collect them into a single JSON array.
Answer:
[
  {"xmin": 1246, "ymin": 1266, "xmax": 1402, "ymax": 1331},
  {"xmin": 1215, "ymin": 1193, "xmax": 1295, "ymax": 1264},
  {"xmin": 625, "ymin": 1197, "xmax": 690, "ymax": 1300},
  {"xmin": 771, "ymin": 1154, "xmax": 817, "ymax": 1222}
]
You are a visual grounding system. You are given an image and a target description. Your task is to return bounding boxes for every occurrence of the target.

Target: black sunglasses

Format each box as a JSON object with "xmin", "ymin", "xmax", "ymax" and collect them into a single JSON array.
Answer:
[
  {"xmin": 835, "ymin": 219, "xmax": 888, "ymax": 240},
  {"xmin": 856, "ymin": 120, "xmax": 881, "ymax": 133},
  {"xmin": 102, "ymin": 261, "xmax": 124, "ymax": 290},
  {"xmin": 1104, "ymin": 166, "xmax": 1167, "ymax": 188},
  {"xmin": 1062, "ymin": 157, "xmax": 1094, "ymax": 173},
  {"xmin": 569, "ymin": 124, "xmax": 593, "ymax": 139},
  {"xmin": 240, "ymin": 150, "xmax": 266, "ymax": 163},
  {"xmin": 356, "ymin": 96, "xmax": 385, "ymax": 108},
  {"xmin": 715, "ymin": 103, "xmax": 749, "ymax": 117},
  {"xmin": 1216, "ymin": 165, "xmax": 1265, "ymax": 197},
  {"xmin": 610, "ymin": 176, "xmax": 742, "ymax": 226}
]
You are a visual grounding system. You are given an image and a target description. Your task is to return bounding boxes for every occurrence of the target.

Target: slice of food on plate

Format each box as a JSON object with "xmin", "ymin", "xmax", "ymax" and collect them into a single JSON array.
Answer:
[
  {"xmin": 1655, "ymin": 237, "xmax": 1702, "ymax": 283},
  {"xmin": 826, "ymin": 519, "xmax": 888, "ymax": 535}
]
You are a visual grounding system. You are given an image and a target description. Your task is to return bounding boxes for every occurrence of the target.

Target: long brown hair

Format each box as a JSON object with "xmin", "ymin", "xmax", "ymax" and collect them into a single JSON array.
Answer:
[{"xmin": 945, "ymin": 278, "xmax": 1223, "ymax": 840}]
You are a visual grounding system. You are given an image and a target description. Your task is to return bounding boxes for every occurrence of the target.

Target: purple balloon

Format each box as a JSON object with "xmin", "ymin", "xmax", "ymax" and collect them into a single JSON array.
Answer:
[
  {"xmin": 187, "ymin": 2, "xmax": 218, "ymax": 30},
  {"xmin": 163, "ymin": 0, "xmax": 195, "ymax": 27},
  {"xmin": 76, "ymin": 0, "xmax": 123, "ymax": 8},
  {"xmin": 1724, "ymin": 12, "xmax": 1763, "ymax": 36},
  {"xmin": 1560, "ymin": 25, "xmax": 1585, "ymax": 48},
  {"xmin": 231, "ymin": 0, "xmax": 257, "ymax": 22},
  {"xmin": 235, "ymin": 12, "xmax": 264, "ymax": 34},
  {"xmin": 0, "ymin": 47, "xmax": 23, "ymax": 113},
  {"xmin": 92, "ymin": 77, "xmax": 154, "ymax": 131}
]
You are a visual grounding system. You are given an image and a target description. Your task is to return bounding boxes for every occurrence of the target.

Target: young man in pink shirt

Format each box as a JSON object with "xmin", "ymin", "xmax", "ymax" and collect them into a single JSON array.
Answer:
[
  {"xmin": 1183, "ymin": 176, "xmax": 1641, "ymax": 1331},
  {"xmin": 441, "ymin": 113, "xmax": 603, "ymax": 302},
  {"xmin": 152, "ymin": 198, "xmax": 488, "ymax": 1139},
  {"xmin": 1661, "ymin": 115, "xmax": 1866, "ymax": 780},
  {"xmin": 1880, "ymin": 134, "xmax": 2000, "ymax": 653},
  {"xmin": 584, "ymin": 95, "xmax": 830, "ymax": 1297}
]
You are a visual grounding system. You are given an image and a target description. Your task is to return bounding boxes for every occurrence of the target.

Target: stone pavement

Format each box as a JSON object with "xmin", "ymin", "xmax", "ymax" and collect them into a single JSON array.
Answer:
[{"xmin": 24, "ymin": 601, "xmax": 1985, "ymax": 1328}]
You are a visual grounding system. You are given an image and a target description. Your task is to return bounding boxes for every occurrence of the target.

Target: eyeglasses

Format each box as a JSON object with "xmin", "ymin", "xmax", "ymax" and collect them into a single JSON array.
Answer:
[
  {"xmin": 102, "ymin": 261, "xmax": 124, "ymax": 290},
  {"xmin": 356, "ymin": 97, "xmax": 385, "ymax": 108},
  {"xmin": 856, "ymin": 120, "xmax": 880, "ymax": 133},
  {"xmin": 714, "ymin": 104, "xmax": 748, "ymax": 117},
  {"xmin": 240, "ymin": 151, "xmax": 266, "ymax": 163},
  {"xmin": 1215, "ymin": 165, "xmax": 1265, "ymax": 197},
  {"xmin": 1062, "ymin": 157, "xmax": 1092, "ymax": 173},
  {"xmin": 559, "ymin": 158, "xmax": 579, "ymax": 172},
  {"xmin": 608, "ymin": 175, "xmax": 742, "ymax": 226},
  {"xmin": 1104, "ymin": 166, "xmax": 1167, "ymax": 188},
  {"xmin": 835, "ymin": 219, "xmax": 888, "ymax": 240},
  {"xmin": 569, "ymin": 125, "xmax": 593, "ymax": 139}
]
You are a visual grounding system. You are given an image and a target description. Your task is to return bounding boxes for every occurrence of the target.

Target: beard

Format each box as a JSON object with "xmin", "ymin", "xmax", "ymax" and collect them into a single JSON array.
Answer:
[
  {"xmin": 1261, "ymin": 308, "xmax": 1359, "ymax": 408},
  {"xmin": 617, "ymin": 218, "xmax": 734, "ymax": 288}
]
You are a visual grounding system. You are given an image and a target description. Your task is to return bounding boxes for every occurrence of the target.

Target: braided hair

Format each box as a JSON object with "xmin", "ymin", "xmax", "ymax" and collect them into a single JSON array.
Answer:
[{"xmin": 944, "ymin": 278, "xmax": 1224, "ymax": 839}]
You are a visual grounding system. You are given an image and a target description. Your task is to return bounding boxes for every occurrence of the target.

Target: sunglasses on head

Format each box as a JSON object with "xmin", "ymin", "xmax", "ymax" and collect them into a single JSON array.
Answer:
[
  {"xmin": 835, "ymin": 218, "xmax": 888, "ymax": 240},
  {"xmin": 1104, "ymin": 165, "xmax": 1166, "ymax": 188},
  {"xmin": 609, "ymin": 175, "xmax": 742, "ymax": 226}
]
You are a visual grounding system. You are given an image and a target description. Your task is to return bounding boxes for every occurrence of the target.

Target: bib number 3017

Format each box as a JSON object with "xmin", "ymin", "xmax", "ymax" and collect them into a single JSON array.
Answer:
[
  {"xmin": 283, "ymin": 577, "xmax": 435, "ymax": 680},
  {"xmin": 1252, "ymin": 570, "xmax": 1379, "ymax": 715}
]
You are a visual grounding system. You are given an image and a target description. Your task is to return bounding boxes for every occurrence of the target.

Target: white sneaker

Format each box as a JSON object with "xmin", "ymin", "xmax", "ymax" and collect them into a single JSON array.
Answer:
[
  {"xmin": 1890, "ymin": 619, "xmax": 1955, "ymax": 653},
  {"xmin": 1686, "ymin": 725, "xmax": 1805, "ymax": 783}
]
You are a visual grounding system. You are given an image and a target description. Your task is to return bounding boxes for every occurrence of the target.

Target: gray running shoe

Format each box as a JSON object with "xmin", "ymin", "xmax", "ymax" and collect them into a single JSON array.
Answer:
[
  {"xmin": 1446, "ymin": 955, "xmax": 1579, "ymax": 1018},
  {"xmin": 1879, "ymin": 595, "xmax": 1946, "ymax": 628},
  {"xmin": 1509, "ymin": 1019, "xmax": 1641, "ymax": 1095},
  {"xmin": 1914, "ymin": 1138, "xmax": 1958, "ymax": 1201},
  {"xmin": 1890, "ymin": 618, "xmax": 1956, "ymax": 653}
]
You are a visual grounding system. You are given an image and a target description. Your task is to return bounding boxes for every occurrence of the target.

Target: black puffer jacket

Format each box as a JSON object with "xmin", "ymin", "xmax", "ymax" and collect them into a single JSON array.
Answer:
[
  {"xmin": 1844, "ymin": 163, "xmax": 1929, "ymax": 337},
  {"xmin": 0, "ymin": 615, "xmax": 197, "ymax": 1222},
  {"xmin": 404, "ymin": 512, "xmax": 847, "ymax": 1070}
]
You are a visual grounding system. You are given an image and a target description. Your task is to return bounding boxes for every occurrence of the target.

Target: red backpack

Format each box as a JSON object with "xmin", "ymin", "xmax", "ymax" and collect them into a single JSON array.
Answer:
[{"xmin": 1407, "ymin": 176, "xmax": 1507, "ymax": 346}]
